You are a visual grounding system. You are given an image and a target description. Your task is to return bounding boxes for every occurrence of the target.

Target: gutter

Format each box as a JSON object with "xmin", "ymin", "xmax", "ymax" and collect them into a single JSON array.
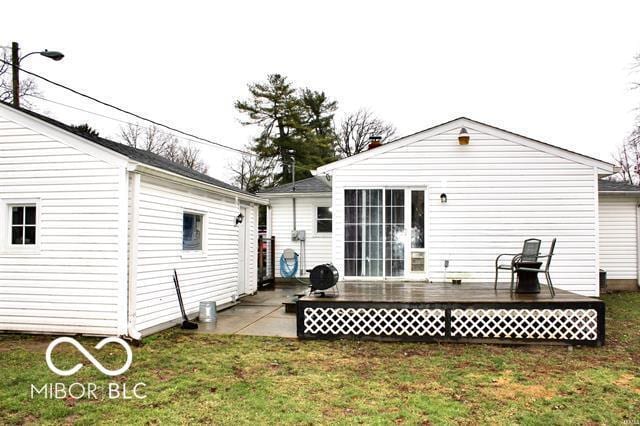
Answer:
[
  {"xmin": 257, "ymin": 192, "xmax": 331, "ymax": 199},
  {"xmin": 599, "ymin": 191, "xmax": 640, "ymax": 197},
  {"xmin": 132, "ymin": 164, "xmax": 269, "ymax": 205}
]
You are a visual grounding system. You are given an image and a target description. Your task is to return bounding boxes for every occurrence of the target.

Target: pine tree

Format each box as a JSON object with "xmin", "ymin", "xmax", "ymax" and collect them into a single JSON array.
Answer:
[
  {"xmin": 235, "ymin": 74, "xmax": 338, "ymax": 186},
  {"xmin": 297, "ymin": 89, "xmax": 338, "ymax": 173},
  {"xmin": 235, "ymin": 74, "xmax": 301, "ymax": 184}
]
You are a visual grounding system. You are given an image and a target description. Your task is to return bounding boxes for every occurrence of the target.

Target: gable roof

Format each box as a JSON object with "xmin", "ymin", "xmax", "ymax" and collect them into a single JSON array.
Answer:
[
  {"xmin": 0, "ymin": 101, "xmax": 253, "ymax": 197},
  {"xmin": 258, "ymin": 176, "xmax": 332, "ymax": 194},
  {"xmin": 315, "ymin": 117, "xmax": 616, "ymax": 175},
  {"xmin": 599, "ymin": 179, "xmax": 640, "ymax": 194}
]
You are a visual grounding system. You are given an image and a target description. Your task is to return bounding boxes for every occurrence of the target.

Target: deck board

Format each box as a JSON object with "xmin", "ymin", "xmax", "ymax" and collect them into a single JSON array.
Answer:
[{"xmin": 299, "ymin": 281, "xmax": 597, "ymax": 304}]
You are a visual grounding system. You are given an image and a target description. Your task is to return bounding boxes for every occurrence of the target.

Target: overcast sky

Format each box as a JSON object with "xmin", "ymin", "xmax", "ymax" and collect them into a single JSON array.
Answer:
[{"xmin": 4, "ymin": 1, "xmax": 640, "ymax": 182}]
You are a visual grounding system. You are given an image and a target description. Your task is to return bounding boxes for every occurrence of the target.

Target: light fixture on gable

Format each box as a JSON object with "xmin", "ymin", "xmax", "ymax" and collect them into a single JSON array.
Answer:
[{"xmin": 458, "ymin": 127, "xmax": 470, "ymax": 145}]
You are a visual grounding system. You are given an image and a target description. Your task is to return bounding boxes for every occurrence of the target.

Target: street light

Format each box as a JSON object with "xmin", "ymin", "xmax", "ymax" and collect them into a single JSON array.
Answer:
[{"xmin": 11, "ymin": 41, "xmax": 65, "ymax": 107}]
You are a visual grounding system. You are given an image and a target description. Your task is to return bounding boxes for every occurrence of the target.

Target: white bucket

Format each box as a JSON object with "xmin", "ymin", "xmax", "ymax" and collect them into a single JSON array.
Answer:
[{"xmin": 199, "ymin": 301, "xmax": 217, "ymax": 323}]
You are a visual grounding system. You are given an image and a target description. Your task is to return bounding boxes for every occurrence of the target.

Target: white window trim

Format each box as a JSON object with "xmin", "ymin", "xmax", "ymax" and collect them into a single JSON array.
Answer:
[
  {"xmin": 313, "ymin": 202, "xmax": 333, "ymax": 237},
  {"xmin": 1, "ymin": 198, "xmax": 41, "ymax": 255},
  {"xmin": 181, "ymin": 209, "xmax": 207, "ymax": 258}
]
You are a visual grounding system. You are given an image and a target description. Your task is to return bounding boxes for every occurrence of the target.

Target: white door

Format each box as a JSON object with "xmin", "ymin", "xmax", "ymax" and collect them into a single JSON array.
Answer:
[{"xmin": 238, "ymin": 207, "xmax": 248, "ymax": 295}]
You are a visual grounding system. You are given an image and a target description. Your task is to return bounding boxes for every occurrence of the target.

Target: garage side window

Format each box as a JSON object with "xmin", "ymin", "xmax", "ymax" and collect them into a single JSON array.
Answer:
[
  {"xmin": 10, "ymin": 205, "xmax": 37, "ymax": 245},
  {"xmin": 316, "ymin": 206, "xmax": 332, "ymax": 233},
  {"xmin": 183, "ymin": 212, "xmax": 203, "ymax": 250}
]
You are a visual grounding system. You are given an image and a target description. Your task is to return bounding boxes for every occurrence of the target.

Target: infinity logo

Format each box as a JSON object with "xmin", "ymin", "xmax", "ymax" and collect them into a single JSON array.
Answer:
[{"xmin": 45, "ymin": 337, "xmax": 133, "ymax": 377}]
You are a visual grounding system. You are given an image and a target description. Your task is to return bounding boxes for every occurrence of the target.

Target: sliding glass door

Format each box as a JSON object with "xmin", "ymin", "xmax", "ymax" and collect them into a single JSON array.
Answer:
[{"xmin": 345, "ymin": 188, "xmax": 427, "ymax": 278}]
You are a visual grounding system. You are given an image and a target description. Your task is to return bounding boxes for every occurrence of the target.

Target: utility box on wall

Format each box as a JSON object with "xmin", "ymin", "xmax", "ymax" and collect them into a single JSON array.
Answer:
[{"xmin": 291, "ymin": 230, "xmax": 306, "ymax": 241}]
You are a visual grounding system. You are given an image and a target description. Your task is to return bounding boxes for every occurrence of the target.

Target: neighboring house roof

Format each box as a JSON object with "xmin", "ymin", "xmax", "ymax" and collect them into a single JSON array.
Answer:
[
  {"xmin": 315, "ymin": 117, "xmax": 616, "ymax": 175},
  {"xmin": 258, "ymin": 176, "xmax": 332, "ymax": 194},
  {"xmin": 0, "ymin": 101, "xmax": 253, "ymax": 197},
  {"xmin": 598, "ymin": 179, "xmax": 640, "ymax": 194}
]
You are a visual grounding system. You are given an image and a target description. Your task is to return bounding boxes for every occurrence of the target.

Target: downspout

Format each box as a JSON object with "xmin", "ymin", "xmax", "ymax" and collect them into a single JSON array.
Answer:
[
  {"xmin": 636, "ymin": 202, "xmax": 640, "ymax": 289},
  {"xmin": 127, "ymin": 171, "xmax": 142, "ymax": 341},
  {"xmin": 290, "ymin": 156, "xmax": 303, "ymax": 276}
]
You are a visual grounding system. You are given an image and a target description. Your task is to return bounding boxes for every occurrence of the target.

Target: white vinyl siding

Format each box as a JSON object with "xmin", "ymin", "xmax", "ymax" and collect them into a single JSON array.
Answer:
[
  {"xmin": 0, "ymin": 116, "xmax": 124, "ymax": 335},
  {"xmin": 598, "ymin": 195, "xmax": 638, "ymax": 280},
  {"xmin": 329, "ymin": 126, "xmax": 600, "ymax": 295},
  {"xmin": 269, "ymin": 196, "xmax": 333, "ymax": 277},
  {"xmin": 134, "ymin": 175, "xmax": 257, "ymax": 333}
]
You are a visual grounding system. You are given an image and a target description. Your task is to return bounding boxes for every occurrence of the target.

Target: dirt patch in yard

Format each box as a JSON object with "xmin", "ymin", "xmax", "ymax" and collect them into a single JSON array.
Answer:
[
  {"xmin": 485, "ymin": 370, "xmax": 556, "ymax": 401},
  {"xmin": 0, "ymin": 335, "xmax": 51, "ymax": 352}
]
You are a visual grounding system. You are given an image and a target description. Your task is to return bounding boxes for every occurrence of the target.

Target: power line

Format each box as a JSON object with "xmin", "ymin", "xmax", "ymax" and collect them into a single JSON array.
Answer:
[
  {"xmin": 26, "ymin": 96, "xmax": 320, "ymax": 174},
  {"xmin": 27, "ymin": 94, "xmax": 242, "ymax": 152},
  {"xmin": 0, "ymin": 58, "xmax": 252, "ymax": 156},
  {"xmin": 1, "ymin": 58, "xmax": 323, "ymax": 175}
]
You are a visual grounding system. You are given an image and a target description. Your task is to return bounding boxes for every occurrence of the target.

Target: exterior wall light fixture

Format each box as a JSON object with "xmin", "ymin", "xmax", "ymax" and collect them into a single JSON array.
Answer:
[{"xmin": 458, "ymin": 127, "xmax": 470, "ymax": 145}]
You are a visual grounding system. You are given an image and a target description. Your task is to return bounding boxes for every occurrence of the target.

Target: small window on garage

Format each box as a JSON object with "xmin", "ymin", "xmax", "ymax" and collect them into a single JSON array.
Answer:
[
  {"xmin": 183, "ymin": 212, "xmax": 203, "ymax": 250},
  {"xmin": 316, "ymin": 206, "xmax": 332, "ymax": 233},
  {"xmin": 10, "ymin": 205, "xmax": 37, "ymax": 246}
]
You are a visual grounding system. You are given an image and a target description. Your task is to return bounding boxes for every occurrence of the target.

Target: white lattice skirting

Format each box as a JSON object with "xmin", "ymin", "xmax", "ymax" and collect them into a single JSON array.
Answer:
[
  {"xmin": 451, "ymin": 308, "xmax": 598, "ymax": 341},
  {"xmin": 303, "ymin": 307, "xmax": 446, "ymax": 336}
]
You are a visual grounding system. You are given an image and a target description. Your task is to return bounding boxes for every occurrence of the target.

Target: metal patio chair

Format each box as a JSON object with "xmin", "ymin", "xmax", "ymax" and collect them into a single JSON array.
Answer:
[
  {"xmin": 494, "ymin": 238, "xmax": 541, "ymax": 291},
  {"xmin": 514, "ymin": 238, "xmax": 557, "ymax": 297}
]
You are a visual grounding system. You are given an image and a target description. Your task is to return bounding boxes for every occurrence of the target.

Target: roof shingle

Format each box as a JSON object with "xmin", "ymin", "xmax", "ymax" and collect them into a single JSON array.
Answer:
[
  {"xmin": 598, "ymin": 179, "xmax": 640, "ymax": 194},
  {"xmin": 259, "ymin": 176, "xmax": 331, "ymax": 194}
]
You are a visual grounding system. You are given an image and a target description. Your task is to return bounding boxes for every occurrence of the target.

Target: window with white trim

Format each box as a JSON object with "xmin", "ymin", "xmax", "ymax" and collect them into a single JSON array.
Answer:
[
  {"xmin": 182, "ymin": 212, "xmax": 203, "ymax": 250},
  {"xmin": 10, "ymin": 205, "xmax": 37, "ymax": 246},
  {"xmin": 316, "ymin": 206, "xmax": 332, "ymax": 233}
]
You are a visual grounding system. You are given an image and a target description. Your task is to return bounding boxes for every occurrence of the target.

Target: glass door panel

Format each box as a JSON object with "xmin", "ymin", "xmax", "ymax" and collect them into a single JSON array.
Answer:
[
  {"xmin": 410, "ymin": 190, "xmax": 426, "ymax": 273},
  {"xmin": 344, "ymin": 189, "xmax": 382, "ymax": 277},
  {"xmin": 385, "ymin": 189, "xmax": 405, "ymax": 277}
]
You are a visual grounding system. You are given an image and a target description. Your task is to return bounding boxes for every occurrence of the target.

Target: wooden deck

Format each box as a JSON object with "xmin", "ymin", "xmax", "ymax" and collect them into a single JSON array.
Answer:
[{"xmin": 296, "ymin": 281, "xmax": 605, "ymax": 346}]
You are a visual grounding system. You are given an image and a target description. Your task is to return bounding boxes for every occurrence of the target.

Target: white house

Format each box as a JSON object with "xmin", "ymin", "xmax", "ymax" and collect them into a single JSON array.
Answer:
[
  {"xmin": 261, "ymin": 117, "xmax": 640, "ymax": 297},
  {"xmin": 0, "ymin": 102, "xmax": 266, "ymax": 338}
]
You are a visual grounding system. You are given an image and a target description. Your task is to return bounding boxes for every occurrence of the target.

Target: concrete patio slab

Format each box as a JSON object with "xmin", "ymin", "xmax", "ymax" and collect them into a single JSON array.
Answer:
[
  {"xmin": 236, "ymin": 308, "xmax": 297, "ymax": 338},
  {"xmin": 193, "ymin": 283, "xmax": 305, "ymax": 337}
]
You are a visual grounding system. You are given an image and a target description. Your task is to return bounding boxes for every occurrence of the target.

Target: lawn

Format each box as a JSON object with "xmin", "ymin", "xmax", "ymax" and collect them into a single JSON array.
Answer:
[{"xmin": 1, "ymin": 293, "xmax": 638, "ymax": 425}]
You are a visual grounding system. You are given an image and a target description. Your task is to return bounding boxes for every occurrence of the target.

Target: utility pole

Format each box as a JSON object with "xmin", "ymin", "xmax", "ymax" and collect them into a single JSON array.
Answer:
[
  {"xmin": 8, "ymin": 41, "xmax": 64, "ymax": 108},
  {"xmin": 288, "ymin": 149, "xmax": 296, "ymax": 230},
  {"xmin": 291, "ymin": 154, "xmax": 296, "ymax": 192},
  {"xmin": 11, "ymin": 42, "xmax": 20, "ymax": 107}
]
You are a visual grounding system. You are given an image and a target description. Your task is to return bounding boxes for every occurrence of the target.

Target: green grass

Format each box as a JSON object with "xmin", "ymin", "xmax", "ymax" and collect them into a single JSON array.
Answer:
[{"xmin": 1, "ymin": 293, "xmax": 639, "ymax": 425}]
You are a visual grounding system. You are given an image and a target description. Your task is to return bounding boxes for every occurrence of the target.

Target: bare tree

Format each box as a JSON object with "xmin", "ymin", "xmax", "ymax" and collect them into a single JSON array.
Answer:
[
  {"xmin": 335, "ymin": 109, "xmax": 396, "ymax": 157},
  {"xmin": 119, "ymin": 123, "xmax": 209, "ymax": 174},
  {"xmin": 613, "ymin": 53, "xmax": 640, "ymax": 184},
  {"xmin": 0, "ymin": 49, "xmax": 39, "ymax": 105},
  {"xmin": 228, "ymin": 152, "xmax": 275, "ymax": 192},
  {"xmin": 120, "ymin": 123, "xmax": 172, "ymax": 154},
  {"xmin": 178, "ymin": 143, "xmax": 208, "ymax": 174},
  {"xmin": 613, "ymin": 125, "xmax": 640, "ymax": 184}
]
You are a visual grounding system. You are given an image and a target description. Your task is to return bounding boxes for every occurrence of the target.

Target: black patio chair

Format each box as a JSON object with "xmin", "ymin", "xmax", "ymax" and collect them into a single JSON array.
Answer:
[
  {"xmin": 494, "ymin": 238, "xmax": 541, "ymax": 291},
  {"xmin": 514, "ymin": 238, "xmax": 557, "ymax": 297}
]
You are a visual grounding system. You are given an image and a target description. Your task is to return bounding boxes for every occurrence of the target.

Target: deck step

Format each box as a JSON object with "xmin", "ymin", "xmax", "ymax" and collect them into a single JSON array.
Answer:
[{"xmin": 283, "ymin": 293, "xmax": 306, "ymax": 314}]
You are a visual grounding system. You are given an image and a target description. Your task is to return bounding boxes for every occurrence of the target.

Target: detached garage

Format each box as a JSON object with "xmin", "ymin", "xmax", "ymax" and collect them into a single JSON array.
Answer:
[{"xmin": 0, "ymin": 102, "xmax": 266, "ymax": 338}]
